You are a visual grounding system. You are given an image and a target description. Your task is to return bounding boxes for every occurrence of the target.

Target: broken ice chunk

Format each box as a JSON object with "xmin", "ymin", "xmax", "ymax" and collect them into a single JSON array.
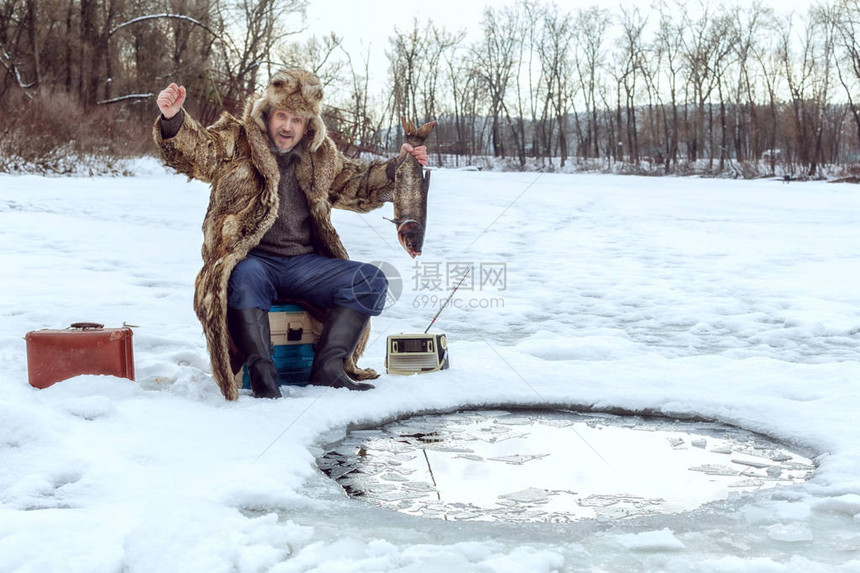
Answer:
[
  {"xmin": 499, "ymin": 487, "xmax": 551, "ymax": 503},
  {"xmin": 492, "ymin": 432, "xmax": 530, "ymax": 444},
  {"xmin": 732, "ymin": 458, "xmax": 771, "ymax": 469},
  {"xmin": 349, "ymin": 430, "xmax": 384, "ymax": 438},
  {"xmin": 403, "ymin": 482, "xmax": 436, "ymax": 493},
  {"xmin": 449, "ymin": 510, "xmax": 482, "ymax": 520},
  {"xmin": 454, "ymin": 454, "xmax": 484, "ymax": 462},
  {"xmin": 497, "ymin": 415, "xmax": 533, "ymax": 426},
  {"xmin": 424, "ymin": 444, "xmax": 474, "ymax": 454},
  {"xmin": 667, "ymin": 437, "xmax": 685, "ymax": 448},
  {"xmin": 316, "ymin": 457, "xmax": 343, "ymax": 470},
  {"xmin": 729, "ymin": 478, "xmax": 766, "ymax": 488},
  {"xmin": 487, "ymin": 453, "xmax": 550, "ymax": 465},
  {"xmin": 689, "ymin": 464, "xmax": 738, "ymax": 476},
  {"xmin": 784, "ymin": 461, "xmax": 815, "ymax": 471},
  {"xmin": 374, "ymin": 490, "xmax": 426, "ymax": 502},
  {"xmin": 520, "ymin": 509, "xmax": 548, "ymax": 519},
  {"xmin": 578, "ymin": 494, "xmax": 621, "ymax": 507},
  {"xmin": 329, "ymin": 466, "xmax": 357, "ymax": 480},
  {"xmin": 368, "ymin": 483, "xmax": 398, "ymax": 493}
]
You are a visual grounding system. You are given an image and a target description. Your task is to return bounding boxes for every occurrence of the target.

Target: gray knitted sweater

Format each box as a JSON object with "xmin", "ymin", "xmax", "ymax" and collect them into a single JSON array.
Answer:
[{"xmin": 253, "ymin": 149, "xmax": 313, "ymax": 257}]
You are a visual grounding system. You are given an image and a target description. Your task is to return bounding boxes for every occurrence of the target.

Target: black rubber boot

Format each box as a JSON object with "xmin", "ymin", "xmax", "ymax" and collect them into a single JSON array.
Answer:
[
  {"xmin": 309, "ymin": 306, "xmax": 375, "ymax": 391},
  {"xmin": 228, "ymin": 307, "xmax": 282, "ymax": 399}
]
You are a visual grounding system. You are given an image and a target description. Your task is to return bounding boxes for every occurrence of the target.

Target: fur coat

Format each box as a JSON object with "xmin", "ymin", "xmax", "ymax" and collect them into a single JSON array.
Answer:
[{"xmin": 153, "ymin": 88, "xmax": 395, "ymax": 401}]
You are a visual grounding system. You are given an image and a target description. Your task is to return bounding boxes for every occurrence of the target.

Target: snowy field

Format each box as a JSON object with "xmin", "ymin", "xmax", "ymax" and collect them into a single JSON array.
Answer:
[{"xmin": 1, "ymin": 161, "xmax": 860, "ymax": 572}]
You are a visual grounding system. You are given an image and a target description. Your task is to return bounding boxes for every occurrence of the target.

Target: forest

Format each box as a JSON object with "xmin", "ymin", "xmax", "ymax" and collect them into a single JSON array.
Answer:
[{"xmin": 3, "ymin": 0, "xmax": 860, "ymax": 178}]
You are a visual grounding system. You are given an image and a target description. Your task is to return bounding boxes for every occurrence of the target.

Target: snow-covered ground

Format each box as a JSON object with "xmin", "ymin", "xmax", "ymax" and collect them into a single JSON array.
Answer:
[{"xmin": 1, "ymin": 161, "xmax": 859, "ymax": 572}]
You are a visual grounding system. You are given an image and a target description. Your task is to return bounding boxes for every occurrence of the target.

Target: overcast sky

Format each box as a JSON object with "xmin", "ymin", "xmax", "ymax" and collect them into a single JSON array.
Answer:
[
  {"xmin": 297, "ymin": 0, "xmax": 816, "ymax": 94},
  {"xmin": 298, "ymin": 0, "xmax": 490, "ymax": 88}
]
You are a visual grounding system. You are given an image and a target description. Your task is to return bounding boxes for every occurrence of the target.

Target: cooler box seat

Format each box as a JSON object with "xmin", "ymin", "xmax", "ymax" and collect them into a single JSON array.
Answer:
[{"xmin": 237, "ymin": 304, "xmax": 318, "ymax": 389}]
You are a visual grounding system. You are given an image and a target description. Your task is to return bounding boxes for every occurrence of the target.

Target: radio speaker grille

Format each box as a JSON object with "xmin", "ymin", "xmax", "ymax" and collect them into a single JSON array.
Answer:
[{"xmin": 388, "ymin": 354, "xmax": 439, "ymax": 371}]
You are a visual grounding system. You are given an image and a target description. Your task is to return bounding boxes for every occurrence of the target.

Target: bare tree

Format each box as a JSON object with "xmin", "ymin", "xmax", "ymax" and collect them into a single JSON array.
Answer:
[
  {"xmin": 572, "ymin": 6, "xmax": 610, "ymax": 159},
  {"xmin": 440, "ymin": 26, "xmax": 473, "ymax": 162},
  {"xmin": 834, "ymin": 0, "xmax": 860, "ymax": 150},
  {"xmin": 808, "ymin": 2, "xmax": 838, "ymax": 175},
  {"xmin": 708, "ymin": 13, "xmax": 736, "ymax": 171},
  {"xmin": 387, "ymin": 18, "xmax": 429, "ymax": 137},
  {"xmin": 473, "ymin": 5, "xmax": 519, "ymax": 158},
  {"xmin": 730, "ymin": 2, "xmax": 772, "ymax": 165},
  {"xmin": 510, "ymin": 0, "xmax": 543, "ymax": 166},
  {"xmin": 537, "ymin": 3, "xmax": 576, "ymax": 166},
  {"xmin": 279, "ymin": 32, "xmax": 344, "ymax": 88},
  {"xmin": 615, "ymin": 6, "xmax": 649, "ymax": 165},
  {"xmin": 780, "ymin": 4, "xmax": 837, "ymax": 176},
  {"xmin": 106, "ymin": 4, "xmax": 224, "ymax": 120},
  {"xmin": 0, "ymin": 0, "xmax": 34, "ymax": 97},
  {"xmin": 336, "ymin": 43, "xmax": 378, "ymax": 153},
  {"xmin": 653, "ymin": 2, "xmax": 685, "ymax": 168},
  {"xmin": 213, "ymin": 0, "xmax": 307, "ymax": 94},
  {"xmin": 679, "ymin": 0, "xmax": 720, "ymax": 163},
  {"xmin": 424, "ymin": 23, "xmax": 461, "ymax": 163}
]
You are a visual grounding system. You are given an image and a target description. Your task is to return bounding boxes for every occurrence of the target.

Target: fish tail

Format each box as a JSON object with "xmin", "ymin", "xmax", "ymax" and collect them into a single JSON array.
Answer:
[
  {"xmin": 414, "ymin": 121, "xmax": 437, "ymax": 141},
  {"xmin": 401, "ymin": 116, "xmax": 437, "ymax": 145}
]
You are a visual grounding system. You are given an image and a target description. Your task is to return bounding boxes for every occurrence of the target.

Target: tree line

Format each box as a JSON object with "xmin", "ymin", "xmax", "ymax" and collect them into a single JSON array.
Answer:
[{"xmin": 4, "ymin": 0, "xmax": 860, "ymax": 177}]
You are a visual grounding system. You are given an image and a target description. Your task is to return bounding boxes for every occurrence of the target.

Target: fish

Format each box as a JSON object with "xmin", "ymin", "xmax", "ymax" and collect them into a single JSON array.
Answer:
[{"xmin": 386, "ymin": 117, "xmax": 436, "ymax": 258}]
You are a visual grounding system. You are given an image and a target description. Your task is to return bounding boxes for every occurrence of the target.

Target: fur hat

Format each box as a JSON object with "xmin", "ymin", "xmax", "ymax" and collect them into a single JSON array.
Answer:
[{"xmin": 251, "ymin": 68, "xmax": 327, "ymax": 152}]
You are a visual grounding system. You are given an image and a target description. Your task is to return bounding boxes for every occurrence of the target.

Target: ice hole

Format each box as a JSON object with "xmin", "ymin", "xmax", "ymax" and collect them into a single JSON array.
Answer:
[{"xmin": 317, "ymin": 409, "xmax": 816, "ymax": 523}]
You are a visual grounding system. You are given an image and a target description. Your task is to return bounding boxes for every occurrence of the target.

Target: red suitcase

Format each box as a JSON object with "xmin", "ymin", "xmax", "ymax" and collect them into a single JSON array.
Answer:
[{"xmin": 25, "ymin": 322, "xmax": 135, "ymax": 389}]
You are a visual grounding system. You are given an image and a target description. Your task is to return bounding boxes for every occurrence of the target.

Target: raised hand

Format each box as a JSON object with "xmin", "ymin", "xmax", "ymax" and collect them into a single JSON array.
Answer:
[
  {"xmin": 400, "ymin": 143, "xmax": 429, "ymax": 166},
  {"xmin": 156, "ymin": 83, "xmax": 186, "ymax": 119}
]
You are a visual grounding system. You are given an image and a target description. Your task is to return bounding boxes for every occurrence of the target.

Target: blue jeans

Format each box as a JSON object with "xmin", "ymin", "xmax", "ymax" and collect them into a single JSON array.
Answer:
[{"xmin": 227, "ymin": 251, "xmax": 389, "ymax": 316}]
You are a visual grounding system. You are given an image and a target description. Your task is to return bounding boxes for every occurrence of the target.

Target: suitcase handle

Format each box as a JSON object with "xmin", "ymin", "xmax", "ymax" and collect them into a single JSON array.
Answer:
[{"xmin": 69, "ymin": 322, "xmax": 105, "ymax": 330}]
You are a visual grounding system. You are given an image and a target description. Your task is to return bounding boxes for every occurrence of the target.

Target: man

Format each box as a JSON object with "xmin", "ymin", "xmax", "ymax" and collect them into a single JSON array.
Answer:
[{"xmin": 154, "ymin": 68, "xmax": 428, "ymax": 400}]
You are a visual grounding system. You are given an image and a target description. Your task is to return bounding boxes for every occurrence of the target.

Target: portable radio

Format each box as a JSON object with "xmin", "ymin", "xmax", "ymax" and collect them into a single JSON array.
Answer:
[
  {"xmin": 384, "ymin": 270, "xmax": 470, "ymax": 376},
  {"xmin": 385, "ymin": 333, "xmax": 449, "ymax": 375}
]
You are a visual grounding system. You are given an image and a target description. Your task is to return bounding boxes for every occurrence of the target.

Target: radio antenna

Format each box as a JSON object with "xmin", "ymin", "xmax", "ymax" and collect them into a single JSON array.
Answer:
[{"xmin": 424, "ymin": 268, "xmax": 471, "ymax": 333}]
